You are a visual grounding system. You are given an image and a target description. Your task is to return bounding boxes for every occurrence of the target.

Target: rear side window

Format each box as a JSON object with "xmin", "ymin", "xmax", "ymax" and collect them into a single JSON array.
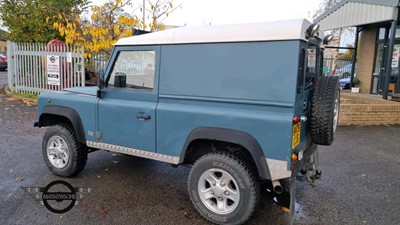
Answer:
[{"xmin": 297, "ymin": 49, "xmax": 306, "ymax": 93}]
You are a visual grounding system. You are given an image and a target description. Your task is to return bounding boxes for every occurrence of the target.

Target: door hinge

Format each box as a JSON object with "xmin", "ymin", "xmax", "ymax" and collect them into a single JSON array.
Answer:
[{"xmin": 95, "ymin": 131, "xmax": 102, "ymax": 141}]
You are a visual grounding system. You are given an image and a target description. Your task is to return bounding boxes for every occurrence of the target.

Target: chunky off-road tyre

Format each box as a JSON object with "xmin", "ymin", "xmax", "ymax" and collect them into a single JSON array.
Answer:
[
  {"xmin": 42, "ymin": 124, "xmax": 88, "ymax": 177},
  {"xmin": 188, "ymin": 152, "xmax": 260, "ymax": 225},
  {"xmin": 310, "ymin": 76, "xmax": 340, "ymax": 145}
]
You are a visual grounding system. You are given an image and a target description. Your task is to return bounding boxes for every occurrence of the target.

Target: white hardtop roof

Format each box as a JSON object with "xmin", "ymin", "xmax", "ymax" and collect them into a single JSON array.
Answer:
[{"xmin": 115, "ymin": 19, "xmax": 312, "ymax": 46}]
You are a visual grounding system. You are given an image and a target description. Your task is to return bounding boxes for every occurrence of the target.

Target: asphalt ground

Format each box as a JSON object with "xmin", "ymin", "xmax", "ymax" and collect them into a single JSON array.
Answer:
[{"xmin": 1, "ymin": 71, "xmax": 400, "ymax": 225}]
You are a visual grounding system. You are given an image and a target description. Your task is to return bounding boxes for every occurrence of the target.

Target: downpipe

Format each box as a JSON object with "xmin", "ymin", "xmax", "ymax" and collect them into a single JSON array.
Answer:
[{"xmin": 272, "ymin": 180, "xmax": 283, "ymax": 194}]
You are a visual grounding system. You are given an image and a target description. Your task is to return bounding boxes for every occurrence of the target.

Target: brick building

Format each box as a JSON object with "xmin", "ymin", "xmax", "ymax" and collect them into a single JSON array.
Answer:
[{"xmin": 315, "ymin": 0, "xmax": 400, "ymax": 99}]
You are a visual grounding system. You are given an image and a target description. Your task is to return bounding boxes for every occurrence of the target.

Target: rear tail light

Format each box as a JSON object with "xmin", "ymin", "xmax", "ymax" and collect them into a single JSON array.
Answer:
[
  {"xmin": 0, "ymin": 57, "xmax": 6, "ymax": 62},
  {"xmin": 293, "ymin": 116, "xmax": 300, "ymax": 124},
  {"xmin": 291, "ymin": 115, "xmax": 301, "ymax": 149}
]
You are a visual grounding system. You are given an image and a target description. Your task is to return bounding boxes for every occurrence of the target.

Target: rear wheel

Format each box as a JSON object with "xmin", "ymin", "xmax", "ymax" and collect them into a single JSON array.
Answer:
[
  {"xmin": 310, "ymin": 76, "xmax": 340, "ymax": 146},
  {"xmin": 42, "ymin": 124, "xmax": 88, "ymax": 177},
  {"xmin": 188, "ymin": 152, "xmax": 260, "ymax": 225}
]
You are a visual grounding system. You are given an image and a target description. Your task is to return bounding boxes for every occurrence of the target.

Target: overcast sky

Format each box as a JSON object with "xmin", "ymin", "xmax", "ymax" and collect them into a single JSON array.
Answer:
[
  {"xmin": 160, "ymin": 0, "xmax": 323, "ymax": 26},
  {"xmin": 1, "ymin": 1, "xmax": 323, "ymax": 31},
  {"xmin": 93, "ymin": 0, "xmax": 323, "ymax": 27},
  {"xmin": 129, "ymin": 0, "xmax": 354, "ymax": 46}
]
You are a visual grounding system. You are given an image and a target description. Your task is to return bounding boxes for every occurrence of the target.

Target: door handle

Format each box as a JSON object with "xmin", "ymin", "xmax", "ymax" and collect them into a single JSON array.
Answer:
[{"xmin": 136, "ymin": 113, "xmax": 151, "ymax": 121}]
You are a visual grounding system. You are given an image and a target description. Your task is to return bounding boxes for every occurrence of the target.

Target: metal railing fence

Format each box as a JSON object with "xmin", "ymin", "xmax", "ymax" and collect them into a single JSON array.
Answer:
[
  {"xmin": 7, "ymin": 41, "xmax": 85, "ymax": 95},
  {"xmin": 323, "ymin": 56, "xmax": 354, "ymax": 78}
]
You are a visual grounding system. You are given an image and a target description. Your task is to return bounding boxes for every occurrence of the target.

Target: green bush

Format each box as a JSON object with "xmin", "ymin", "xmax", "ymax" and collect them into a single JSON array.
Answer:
[{"xmin": 352, "ymin": 77, "xmax": 360, "ymax": 85}]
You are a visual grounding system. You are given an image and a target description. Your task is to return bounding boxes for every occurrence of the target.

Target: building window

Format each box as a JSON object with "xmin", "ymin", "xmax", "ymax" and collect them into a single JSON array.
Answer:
[{"xmin": 378, "ymin": 28, "xmax": 385, "ymax": 40}]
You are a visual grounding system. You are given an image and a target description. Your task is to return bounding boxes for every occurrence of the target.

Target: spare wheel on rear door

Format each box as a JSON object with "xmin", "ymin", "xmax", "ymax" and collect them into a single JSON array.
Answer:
[{"xmin": 310, "ymin": 76, "xmax": 340, "ymax": 146}]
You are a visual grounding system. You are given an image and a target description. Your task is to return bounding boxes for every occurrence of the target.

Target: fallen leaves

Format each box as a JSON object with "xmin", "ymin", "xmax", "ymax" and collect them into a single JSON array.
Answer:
[
  {"xmin": 281, "ymin": 207, "xmax": 290, "ymax": 213},
  {"xmin": 98, "ymin": 207, "xmax": 108, "ymax": 217},
  {"xmin": 5, "ymin": 95, "xmax": 37, "ymax": 106}
]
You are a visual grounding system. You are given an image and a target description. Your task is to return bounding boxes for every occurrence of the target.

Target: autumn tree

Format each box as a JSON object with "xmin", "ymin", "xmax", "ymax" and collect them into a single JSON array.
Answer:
[
  {"xmin": 312, "ymin": 0, "xmax": 356, "ymax": 74},
  {"xmin": 144, "ymin": 0, "xmax": 179, "ymax": 31},
  {"xmin": 338, "ymin": 44, "xmax": 354, "ymax": 59},
  {"xmin": 0, "ymin": 0, "xmax": 88, "ymax": 42},
  {"xmin": 53, "ymin": 0, "xmax": 138, "ymax": 58},
  {"xmin": 53, "ymin": 0, "xmax": 177, "ymax": 59}
]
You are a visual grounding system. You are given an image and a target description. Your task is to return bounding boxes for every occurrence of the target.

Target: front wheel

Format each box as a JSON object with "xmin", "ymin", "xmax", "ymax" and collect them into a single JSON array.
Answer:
[
  {"xmin": 188, "ymin": 152, "xmax": 260, "ymax": 225},
  {"xmin": 42, "ymin": 124, "xmax": 88, "ymax": 177}
]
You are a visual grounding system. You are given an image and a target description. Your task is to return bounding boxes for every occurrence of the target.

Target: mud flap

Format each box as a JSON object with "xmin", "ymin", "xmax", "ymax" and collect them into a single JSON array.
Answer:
[
  {"xmin": 274, "ymin": 144, "xmax": 318, "ymax": 225},
  {"xmin": 274, "ymin": 168, "xmax": 297, "ymax": 225},
  {"xmin": 288, "ymin": 168, "xmax": 297, "ymax": 225}
]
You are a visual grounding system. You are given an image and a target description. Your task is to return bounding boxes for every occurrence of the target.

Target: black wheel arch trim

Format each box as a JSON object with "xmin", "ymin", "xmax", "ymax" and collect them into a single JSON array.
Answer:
[
  {"xmin": 180, "ymin": 127, "xmax": 271, "ymax": 180},
  {"xmin": 38, "ymin": 105, "xmax": 86, "ymax": 144}
]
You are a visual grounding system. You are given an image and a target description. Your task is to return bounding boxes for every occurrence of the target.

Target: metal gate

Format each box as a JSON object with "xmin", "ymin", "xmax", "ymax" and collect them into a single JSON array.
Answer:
[
  {"xmin": 323, "ymin": 46, "xmax": 355, "ymax": 78},
  {"xmin": 7, "ymin": 41, "xmax": 85, "ymax": 94}
]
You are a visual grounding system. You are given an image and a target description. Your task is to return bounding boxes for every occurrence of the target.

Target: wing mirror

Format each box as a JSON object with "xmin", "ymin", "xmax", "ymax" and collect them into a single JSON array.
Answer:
[
  {"xmin": 114, "ymin": 72, "xmax": 127, "ymax": 88},
  {"xmin": 323, "ymin": 35, "xmax": 334, "ymax": 45},
  {"xmin": 306, "ymin": 23, "xmax": 320, "ymax": 39}
]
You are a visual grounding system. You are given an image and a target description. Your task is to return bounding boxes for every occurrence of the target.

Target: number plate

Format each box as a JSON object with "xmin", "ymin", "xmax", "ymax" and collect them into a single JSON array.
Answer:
[{"xmin": 292, "ymin": 123, "xmax": 301, "ymax": 149}]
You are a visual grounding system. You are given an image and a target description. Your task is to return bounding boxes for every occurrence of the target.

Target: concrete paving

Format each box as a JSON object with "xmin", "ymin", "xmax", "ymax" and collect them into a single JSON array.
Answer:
[{"xmin": 1, "ymin": 70, "xmax": 399, "ymax": 225}]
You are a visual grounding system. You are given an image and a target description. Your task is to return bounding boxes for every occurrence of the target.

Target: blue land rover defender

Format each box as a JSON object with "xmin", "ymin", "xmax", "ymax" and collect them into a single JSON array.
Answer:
[{"xmin": 35, "ymin": 19, "xmax": 339, "ymax": 225}]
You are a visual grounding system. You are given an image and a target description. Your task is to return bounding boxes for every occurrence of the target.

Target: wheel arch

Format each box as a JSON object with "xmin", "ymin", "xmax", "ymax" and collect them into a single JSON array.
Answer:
[
  {"xmin": 38, "ymin": 106, "xmax": 86, "ymax": 144},
  {"xmin": 180, "ymin": 127, "xmax": 271, "ymax": 180}
]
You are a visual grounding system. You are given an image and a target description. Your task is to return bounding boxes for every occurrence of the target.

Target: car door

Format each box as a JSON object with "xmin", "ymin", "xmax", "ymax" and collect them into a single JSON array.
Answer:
[
  {"xmin": 294, "ymin": 43, "xmax": 321, "ymax": 150},
  {"xmin": 97, "ymin": 46, "xmax": 160, "ymax": 152}
]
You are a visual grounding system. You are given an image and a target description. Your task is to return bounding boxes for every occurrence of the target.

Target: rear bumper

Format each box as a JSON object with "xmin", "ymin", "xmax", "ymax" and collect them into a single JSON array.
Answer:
[
  {"xmin": 266, "ymin": 143, "xmax": 317, "ymax": 181},
  {"xmin": 273, "ymin": 143, "xmax": 318, "ymax": 212},
  {"xmin": 296, "ymin": 143, "xmax": 318, "ymax": 170}
]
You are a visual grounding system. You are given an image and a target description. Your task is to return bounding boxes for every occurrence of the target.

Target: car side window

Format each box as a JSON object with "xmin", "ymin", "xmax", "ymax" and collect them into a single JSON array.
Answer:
[
  {"xmin": 108, "ymin": 51, "xmax": 156, "ymax": 90},
  {"xmin": 297, "ymin": 49, "xmax": 306, "ymax": 94}
]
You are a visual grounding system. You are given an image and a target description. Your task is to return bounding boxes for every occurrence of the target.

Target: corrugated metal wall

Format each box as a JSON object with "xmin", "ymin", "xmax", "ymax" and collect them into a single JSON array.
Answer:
[{"xmin": 317, "ymin": 2, "xmax": 397, "ymax": 30}]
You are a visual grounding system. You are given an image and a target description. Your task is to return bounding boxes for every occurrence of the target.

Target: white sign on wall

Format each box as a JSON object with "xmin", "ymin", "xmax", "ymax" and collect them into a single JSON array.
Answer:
[
  {"xmin": 47, "ymin": 55, "xmax": 60, "ymax": 86},
  {"xmin": 392, "ymin": 47, "xmax": 400, "ymax": 68}
]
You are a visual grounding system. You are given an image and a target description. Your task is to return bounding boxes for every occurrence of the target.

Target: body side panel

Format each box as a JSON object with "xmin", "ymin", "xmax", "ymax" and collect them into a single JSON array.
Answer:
[
  {"xmin": 156, "ymin": 41, "xmax": 302, "ymax": 165},
  {"xmin": 159, "ymin": 41, "xmax": 300, "ymax": 102},
  {"xmin": 37, "ymin": 91, "xmax": 97, "ymax": 142}
]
